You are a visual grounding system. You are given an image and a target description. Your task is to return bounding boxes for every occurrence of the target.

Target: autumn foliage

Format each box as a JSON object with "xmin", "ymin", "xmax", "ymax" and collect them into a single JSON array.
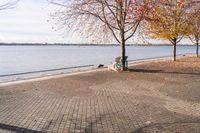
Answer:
[
  {"xmin": 144, "ymin": 0, "xmax": 193, "ymax": 61},
  {"xmin": 144, "ymin": 0, "xmax": 200, "ymax": 60},
  {"xmin": 50, "ymin": 0, "xmax": 200, "ymax": 64},
  {"xmin": 187, "ymin": 3, "xmax": 200, "ymax": 57},
  {"xmin": 50, "ymin": 0, "xmax": 156, "ymax": 70}
]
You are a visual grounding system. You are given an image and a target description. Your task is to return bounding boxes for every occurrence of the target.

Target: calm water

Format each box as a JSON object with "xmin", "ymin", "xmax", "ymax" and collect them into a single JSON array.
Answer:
[{"xmin": 0, "ymin": 45, "xmax": 196, "ymax": 82}]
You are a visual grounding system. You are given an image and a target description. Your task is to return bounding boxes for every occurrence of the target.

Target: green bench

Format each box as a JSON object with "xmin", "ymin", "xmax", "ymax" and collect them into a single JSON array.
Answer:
[{"xmin": 114, "ymin": 56, "xmax": 128, "ymax": 69}]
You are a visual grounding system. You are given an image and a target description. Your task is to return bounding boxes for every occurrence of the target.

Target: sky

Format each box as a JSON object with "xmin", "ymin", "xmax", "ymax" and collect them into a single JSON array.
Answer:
[
  {"xmin": 0, "ymin": 0, "xmax": 192, "ymax": 44},
  {"xmin": 0, "ymin": 0, "xmax": 83, "ymax": 43}
]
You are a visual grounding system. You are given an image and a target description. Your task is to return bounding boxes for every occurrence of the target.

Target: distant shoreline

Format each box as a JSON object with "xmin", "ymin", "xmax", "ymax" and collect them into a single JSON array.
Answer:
[{"xmin": 0, "ymin": 43, "xmax": 194, "ymax": 46}]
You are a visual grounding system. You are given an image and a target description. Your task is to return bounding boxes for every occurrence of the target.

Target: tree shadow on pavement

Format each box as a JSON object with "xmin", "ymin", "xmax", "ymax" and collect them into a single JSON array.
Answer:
[
  {"xmin": 0, "ymin": 123, "xmax": 45, "ymax": 133},
  {"xmin": 129, "ymin": 69, "xmax": 200, "ymax": 76}
]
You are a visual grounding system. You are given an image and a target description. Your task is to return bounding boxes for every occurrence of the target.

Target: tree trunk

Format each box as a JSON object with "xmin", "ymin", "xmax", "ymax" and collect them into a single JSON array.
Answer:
[
  {"xmin": 173, "ymin": 38, "xmax": 177, "ymax": 61},
  {"xmin": 173, "ymin": 44, "xmax": 176, "ymax": 61},
  {"xmin": 118, "ymin": 0, "xmax": 126, "ymax": 71},
  {"xmin": 120, "ymin": 23, "xmax": 126, "ymax": 70},
  {"xmin": 197, "ymin": 40, "xmax": 199, "ymax": 57},
  {"xmin": 121, "ymin": 36, "xmax": 126, "ymax": 71}
]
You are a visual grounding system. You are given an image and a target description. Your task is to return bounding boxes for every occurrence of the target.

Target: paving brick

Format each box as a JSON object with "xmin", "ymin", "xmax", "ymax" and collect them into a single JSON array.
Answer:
[{"xmin": 1, "ymin": 59, "xmax": 200, "ymax": 133}]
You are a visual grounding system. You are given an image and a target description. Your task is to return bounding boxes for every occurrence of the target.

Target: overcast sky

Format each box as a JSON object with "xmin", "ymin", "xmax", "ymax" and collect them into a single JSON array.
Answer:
[
  {"xmin": 0, "ymin": 0, "xmax": 83, "ymax": 43},
  {"xmin": 0, "ymin": 0, "xmax": 192, "ymax": 44}
]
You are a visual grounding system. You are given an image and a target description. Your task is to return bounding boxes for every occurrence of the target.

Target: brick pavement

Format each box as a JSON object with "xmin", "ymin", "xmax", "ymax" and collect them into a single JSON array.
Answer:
[{"xmin": 1, "ymin": 58, "xmax": 200, "ymax": 133}]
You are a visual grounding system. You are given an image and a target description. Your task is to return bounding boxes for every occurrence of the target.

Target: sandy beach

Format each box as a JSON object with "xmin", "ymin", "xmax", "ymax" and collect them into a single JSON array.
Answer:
[{"xmin": 0, "ymin": 56, "xmax": 200, "ymax": 133}]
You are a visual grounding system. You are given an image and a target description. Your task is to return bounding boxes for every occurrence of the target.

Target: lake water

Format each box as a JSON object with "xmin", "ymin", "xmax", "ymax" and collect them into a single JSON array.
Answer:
[{"xmin": 0, "ymin": 45, "xmax": 196, "ymax": 82}]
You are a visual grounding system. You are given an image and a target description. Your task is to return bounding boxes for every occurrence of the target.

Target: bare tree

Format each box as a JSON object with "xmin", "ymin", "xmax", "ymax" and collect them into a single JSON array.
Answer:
[
  {"xmin": 0, "ymin": 0, "xmax": 18, "ymax": 10},
  {"xmin": 49, "ymin": 0, "xmax": 155, "ymax": 70}
]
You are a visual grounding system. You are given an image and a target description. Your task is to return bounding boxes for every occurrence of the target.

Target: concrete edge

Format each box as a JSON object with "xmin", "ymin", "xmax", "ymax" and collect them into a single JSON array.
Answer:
[{"xmin": 0, "ymin": 54, "xmax": 195, "ymax": 87}]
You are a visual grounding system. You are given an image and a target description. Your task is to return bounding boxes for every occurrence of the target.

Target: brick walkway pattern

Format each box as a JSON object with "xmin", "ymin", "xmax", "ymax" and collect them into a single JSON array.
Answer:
[{"xmin": 1, "ymin": 58, "xmax": 200, "ymax": 133}]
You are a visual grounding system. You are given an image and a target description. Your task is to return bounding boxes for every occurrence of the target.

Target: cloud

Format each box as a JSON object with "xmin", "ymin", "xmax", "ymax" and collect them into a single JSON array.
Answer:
[{"xmin": 0, "ymin": 0, "xmax": 81, "ymax": 43}]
